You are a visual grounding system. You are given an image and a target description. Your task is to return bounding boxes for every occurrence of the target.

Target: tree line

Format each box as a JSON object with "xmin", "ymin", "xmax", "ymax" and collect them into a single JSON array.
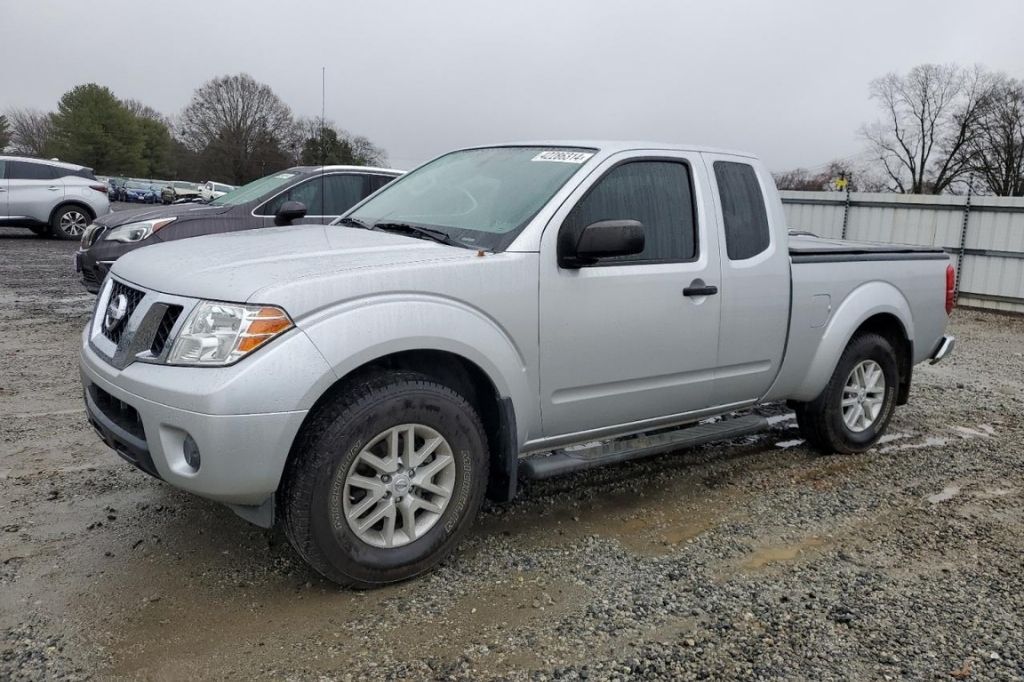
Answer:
[
  {"xmin": 778, "ymin": 64, "xmax": 1023, "ymax": 196},
  {"xmin": 0, "ymin": 73, "xmax": 386, "ymax": 185}
]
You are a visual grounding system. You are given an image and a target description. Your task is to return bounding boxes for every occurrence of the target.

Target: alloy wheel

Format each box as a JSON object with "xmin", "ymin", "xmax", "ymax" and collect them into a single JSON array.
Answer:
[
  {"xmin": 342, "ymin": 424, "xmax": 456, "ymax": 548},
  {"xmin": 59, "ymin": 210, "xmax": 89, "ymax": 237},
  {"xmin": 841, "ymin": 359, "xmax": 886, "ymax": 432}
]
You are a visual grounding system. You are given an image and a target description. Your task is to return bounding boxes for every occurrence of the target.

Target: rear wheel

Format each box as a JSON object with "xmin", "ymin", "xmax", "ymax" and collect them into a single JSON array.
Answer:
[
  {"xmin": 50, "ymin": 205, "xmax": 90, "ymax": 240},
  {"xmin": 280, "ymin": 371, "xmax": 489, "ymax": 588},
  {"xmin": 795, "ymin": 333, "xmax": 899, "ymax": 454}
]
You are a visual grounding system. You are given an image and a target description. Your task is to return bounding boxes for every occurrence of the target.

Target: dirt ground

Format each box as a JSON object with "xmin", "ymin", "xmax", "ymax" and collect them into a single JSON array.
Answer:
[{"xmin": 1, "ymin": 226, "xmax": 1022, "ymax": 680}]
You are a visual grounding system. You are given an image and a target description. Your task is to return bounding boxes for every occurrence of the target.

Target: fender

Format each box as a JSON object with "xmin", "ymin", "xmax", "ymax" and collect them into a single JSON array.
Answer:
[
  {"xmin": 780, "ymin": 281, "xmax": 914, "ymax": 402},
  {"xmin": 297, "ymin": 293, "xmax": 536, "ymax": 446}
]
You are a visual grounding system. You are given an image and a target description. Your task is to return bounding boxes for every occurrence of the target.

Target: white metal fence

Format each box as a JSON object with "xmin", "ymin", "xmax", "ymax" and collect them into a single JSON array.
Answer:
[{"xmin": 780, "ymin": 190, "xmax": 1024, "ymax": 314}]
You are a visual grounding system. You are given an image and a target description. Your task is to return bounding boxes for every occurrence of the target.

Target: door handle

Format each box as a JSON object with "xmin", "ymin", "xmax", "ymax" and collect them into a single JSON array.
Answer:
[
  {"xmin": 683, "ymin": 285, "xmax": 718, "ymax": 297},
  {"xmin": 47, "ymin": 186, "xmax": 61, "ymax": 191}
]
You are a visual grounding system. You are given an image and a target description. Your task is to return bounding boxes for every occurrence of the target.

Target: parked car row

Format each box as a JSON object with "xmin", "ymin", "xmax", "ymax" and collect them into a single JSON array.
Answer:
[
  {"xmin": 75, "ymin": 165, "xmax": 401, "ymax": 291},
  {"xmin": 0, "ymin": 155, "xmax": 111, "ymax": 239},
  {"xmin": 98, "ymin": 177, "xmax": 234, "ymax": 205}
]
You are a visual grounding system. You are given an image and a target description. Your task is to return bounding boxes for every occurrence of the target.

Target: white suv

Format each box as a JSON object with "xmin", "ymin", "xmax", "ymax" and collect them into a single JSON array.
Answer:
[{"xmin": 0, "ymin": 156, "xmax": 112, "ymax": 239}]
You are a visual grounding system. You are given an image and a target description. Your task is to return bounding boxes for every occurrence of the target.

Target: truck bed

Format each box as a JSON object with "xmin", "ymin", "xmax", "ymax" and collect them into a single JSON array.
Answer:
[
  {"xmin": 788, "ymin": 235, "xmax": 947, "ymax": 263},
  {"xmin": 763, "ymin": 235, "xmax": 951, "ymax": 404}
]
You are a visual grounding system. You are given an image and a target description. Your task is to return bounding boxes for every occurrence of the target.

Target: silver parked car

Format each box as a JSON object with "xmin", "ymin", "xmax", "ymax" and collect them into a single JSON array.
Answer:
[{"xmin": 0, "ymin": 156, "xmax": 112, "ymax": 239}]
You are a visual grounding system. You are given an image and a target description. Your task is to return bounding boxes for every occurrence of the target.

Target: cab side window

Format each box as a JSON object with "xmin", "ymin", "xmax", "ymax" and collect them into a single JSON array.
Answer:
[
  {"xmin": 714, "ymin": 161, "xmax": 771, "ymax": 260},
  {"xmin": 560, "ymin": 160, "xmax": 697, "ymax": 264},
  {"xmin": 263, "ymin": 178, "xmax": 324, "ymax": 216},
  {"xmin": 322, "ymin": 174, "xmax": 368, "ymax": 215},
  {"xmin": 8, "ymin": 161, "xmax": 60, "ymax": 181}
]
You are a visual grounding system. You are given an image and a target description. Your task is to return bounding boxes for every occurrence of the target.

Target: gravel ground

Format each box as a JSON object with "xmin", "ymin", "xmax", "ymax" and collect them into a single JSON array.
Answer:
[{"xmin": 1, "ymin": 226, "xmax": 1022, "ymax": 680}]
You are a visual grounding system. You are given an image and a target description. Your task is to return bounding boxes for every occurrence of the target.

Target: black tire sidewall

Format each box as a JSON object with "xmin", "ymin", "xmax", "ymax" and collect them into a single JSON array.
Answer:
[
  {"xmin": 304, "ymin": 384, "xmax": 486, "ymax": 585},
  {"xmin": 50, "ymin": 206, "xmax": 86, "ymax": 240},
  {"xmin": 828, "ymin": 335, "xmax": 899, "ymax": 448}
]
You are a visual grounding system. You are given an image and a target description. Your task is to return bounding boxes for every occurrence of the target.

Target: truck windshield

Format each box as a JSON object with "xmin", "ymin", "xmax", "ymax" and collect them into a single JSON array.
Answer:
[
  {"xmin": 210, "ymin": 172, "xmax": 297, "ymax": 206},
  {"xmin": 338, "ymin": 146, "xmax": 596, "ymax": 250}
]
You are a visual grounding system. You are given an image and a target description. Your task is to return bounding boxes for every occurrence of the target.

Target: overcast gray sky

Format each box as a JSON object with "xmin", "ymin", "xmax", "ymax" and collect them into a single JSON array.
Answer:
[{"xmin": 2, "ymin": 0, "xmax": 1022, "ymax": 171}]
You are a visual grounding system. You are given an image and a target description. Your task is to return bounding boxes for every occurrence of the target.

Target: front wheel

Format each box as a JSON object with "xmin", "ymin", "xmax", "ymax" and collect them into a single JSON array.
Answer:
[
  {"xmin": 280, "ymin": 371, "xmax": 489, "ymax": 588},
  {"xmin": 795, "ymin": 333, "xmax": 899, "ymax": 454}
]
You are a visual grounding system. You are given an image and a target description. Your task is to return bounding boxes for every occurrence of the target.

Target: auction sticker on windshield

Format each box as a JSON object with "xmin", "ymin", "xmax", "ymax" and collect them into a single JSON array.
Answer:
[{"xmin": 531, "ymin": 150, "xmax": 594, "ymax": 164}]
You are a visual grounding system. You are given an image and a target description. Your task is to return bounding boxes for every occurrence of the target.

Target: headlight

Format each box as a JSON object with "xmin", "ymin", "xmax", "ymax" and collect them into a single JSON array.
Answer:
[
  {"xmin": 80, "ymin": 223, "xmax": 100, "ymax": 248},
  {"xmin": 104, "ymin": 217, "xmax": 176, "ymax": 243},
  {"xmin": 167, "ymin": 301, "xmax": 293, "ymax": 366}
]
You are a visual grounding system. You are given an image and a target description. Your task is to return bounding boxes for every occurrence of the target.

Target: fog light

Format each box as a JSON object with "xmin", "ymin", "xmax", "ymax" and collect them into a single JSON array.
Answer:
[{"xmin": 183, "ymin": 434, "xmax": 201, "ymax": 471}]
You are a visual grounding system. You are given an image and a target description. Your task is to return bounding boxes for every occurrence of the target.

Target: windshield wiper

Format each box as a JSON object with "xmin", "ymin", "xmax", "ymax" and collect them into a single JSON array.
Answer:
[
  {"xmin": 336, "ymin": 216, "xmax": 370, "ymax": 229},
  {"xmin": 373, "ymin": 222, "xmax": 457, "ymax": 246}
]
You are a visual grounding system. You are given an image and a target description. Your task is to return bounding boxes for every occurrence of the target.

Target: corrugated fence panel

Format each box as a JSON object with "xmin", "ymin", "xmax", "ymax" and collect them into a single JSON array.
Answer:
[
  {"xmin": 780, "ymin": 191, "xmax": 1024, "ymax": 314},
  {"xmin": 777, "ymin": 191, "xmax": 845, "ymax": 238}
]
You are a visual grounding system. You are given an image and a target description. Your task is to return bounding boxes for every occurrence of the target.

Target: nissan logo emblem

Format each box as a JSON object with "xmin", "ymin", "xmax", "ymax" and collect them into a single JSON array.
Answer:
[{"xmin": 104, "ymin": 293, "xmax": 129, "ymax": 331}]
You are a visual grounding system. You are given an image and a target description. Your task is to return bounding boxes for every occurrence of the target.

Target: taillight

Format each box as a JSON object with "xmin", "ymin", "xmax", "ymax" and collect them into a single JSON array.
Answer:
[
  {"xmin": 945, "ymin": 264, "xmax": 955, "ymax": 315},
  {"xmin": 89, "ymin": 184, "xmax": 108, "ymax": 194}
]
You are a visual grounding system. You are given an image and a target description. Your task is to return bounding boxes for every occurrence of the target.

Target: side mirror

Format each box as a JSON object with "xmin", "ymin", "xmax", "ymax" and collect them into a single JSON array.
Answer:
[
  {"xmin": 274, "ymin": 201, "xmax": 307, "ymax": 226},
  {"xmin": 560, "ymin": 219, "xmax": 645, "ymax": 268}
]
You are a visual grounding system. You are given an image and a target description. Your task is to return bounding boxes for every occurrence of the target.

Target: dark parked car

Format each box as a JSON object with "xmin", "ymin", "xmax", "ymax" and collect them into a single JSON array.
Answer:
[
  {"xmin": 123, "ymin": 180, "xmax": 160, "ymax": 204},
  {"xmin": 76, "ymin": 165, "xmax": 402, "ymax": 292},
  {"xmin": 107, "ymin": 177, "xmax": 127, "ymax": 202}
]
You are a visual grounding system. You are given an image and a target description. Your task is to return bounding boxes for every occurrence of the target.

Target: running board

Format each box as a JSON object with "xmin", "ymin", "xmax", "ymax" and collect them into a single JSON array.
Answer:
[{"xmin": 519, "ymin": 415, "xmax": 768, "ymax": 480}]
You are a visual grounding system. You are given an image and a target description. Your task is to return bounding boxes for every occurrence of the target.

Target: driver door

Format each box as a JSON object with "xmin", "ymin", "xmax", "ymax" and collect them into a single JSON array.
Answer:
[{"xmin": 538, "ymin": 152, "xmax": 723, "ymax": 438}]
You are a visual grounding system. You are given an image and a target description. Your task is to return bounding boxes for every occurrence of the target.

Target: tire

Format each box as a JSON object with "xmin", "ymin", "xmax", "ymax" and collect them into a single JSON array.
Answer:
[
  {"xmin": 280, "ymin": 370, "xmax": 489, "ymax": 588},
  {"xmin": 50, "ymin": 205, "xmax": 91, "ymax": 241},
  {"xmin": 795, "ymin": 333, "xmax": 899, "ymax": 454}
]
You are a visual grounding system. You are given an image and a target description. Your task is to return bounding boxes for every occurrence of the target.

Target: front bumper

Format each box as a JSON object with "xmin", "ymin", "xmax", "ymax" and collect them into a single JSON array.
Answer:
[
  {"xmin": 79, "ymin": 324, "xmax": 335, "ymax": 511},
  {"xmin": 929, "ymin": 335, "xmax": 955, "ymax": 364},
  {"xmin": 75, "ymin": 249, "xmax": 113, "ymax": 293}
]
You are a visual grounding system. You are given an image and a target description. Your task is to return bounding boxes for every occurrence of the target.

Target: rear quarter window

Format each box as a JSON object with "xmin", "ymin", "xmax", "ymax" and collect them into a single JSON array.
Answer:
[{"xmin": 714, "ymin": 161, "xmax": 771, "ymax": 261}]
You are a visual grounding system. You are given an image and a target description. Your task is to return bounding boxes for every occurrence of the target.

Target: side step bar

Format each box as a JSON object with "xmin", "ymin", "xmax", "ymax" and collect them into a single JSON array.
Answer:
[{"xmin": 519, "ymin": 415, "xmax": 768, "ymax": 480}]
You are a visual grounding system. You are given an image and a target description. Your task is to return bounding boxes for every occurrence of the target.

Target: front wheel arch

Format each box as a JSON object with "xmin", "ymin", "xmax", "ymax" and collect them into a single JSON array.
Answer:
[{"xmin": 288, "ymin": 349, "xmax": 519, "ymax": 507}]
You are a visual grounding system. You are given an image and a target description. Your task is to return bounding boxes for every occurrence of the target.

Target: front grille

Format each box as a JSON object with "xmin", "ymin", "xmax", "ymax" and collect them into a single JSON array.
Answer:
[
  {"xmin": 89, "ymin": 384, "xmax": 146, "ymax": 441},
  {"xmin": 150, "ymin": 305, "xmax": 183, "ymax": 356},
  {"xmin": 101, "ymin": 280, "xmax": 145, "ymax": 345}
]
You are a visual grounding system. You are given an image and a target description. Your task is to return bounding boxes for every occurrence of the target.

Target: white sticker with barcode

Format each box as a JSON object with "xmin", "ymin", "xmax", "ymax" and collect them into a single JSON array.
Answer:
[{"xmin": 531, "ymin": 150, "xmax": 594, "ymax": 164}]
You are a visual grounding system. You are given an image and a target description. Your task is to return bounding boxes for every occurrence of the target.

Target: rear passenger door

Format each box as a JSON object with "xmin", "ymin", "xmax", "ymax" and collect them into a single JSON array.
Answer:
[
  {"xmin": 7, "ymin": 161, "xmax": 64, "ymax": 223},
  {"xmin": 704, "ymin": 155, "xmax": 790, "ymax": 405}
]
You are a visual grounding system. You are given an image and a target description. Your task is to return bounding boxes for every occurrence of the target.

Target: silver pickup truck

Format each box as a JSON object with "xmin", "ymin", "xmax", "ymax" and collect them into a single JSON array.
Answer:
[{"xmin": 80, "ymin": 142, "xmax": 955, "ymax": 587}]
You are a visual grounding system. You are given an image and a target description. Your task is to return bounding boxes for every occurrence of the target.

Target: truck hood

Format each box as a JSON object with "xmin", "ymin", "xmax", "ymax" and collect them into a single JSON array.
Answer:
[
  {"xmin": 95, "ymin": 202, "xmax": 232, "ymax": 228},
  {"xmin": 111, "ymin": 225, "xmax": 469, "ymax": 303}
]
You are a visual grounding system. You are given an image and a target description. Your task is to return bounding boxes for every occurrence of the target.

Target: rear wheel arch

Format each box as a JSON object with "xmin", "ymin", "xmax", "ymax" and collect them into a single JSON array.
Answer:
[
  {"xmin": 49, "ymin": 200, "xmax": 96, "ymax": 224},
  {"xmin": 848, "ymin": 313, "xmax": 913, "ymax": 405}
]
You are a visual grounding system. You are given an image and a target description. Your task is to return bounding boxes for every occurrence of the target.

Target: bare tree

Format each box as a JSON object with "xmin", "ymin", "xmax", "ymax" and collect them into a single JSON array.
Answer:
[
  {"xmin": 5, "ymin": 107, "xmax": 55, "ymax": 157},
  {"xmin": 0, "ymin": 114, "xmax": 10, "ymax": 151},
  {"xmin": 122, "ymin": 98, "xmax": 167, "ymax": 124},
  {"xmin": 965, "ymin": 75, "xmax": 1024, "ymax": 196},
  {"xmin": 773, "ymin": 159, "xmax": 859, "ymax": 191},
  {"xmin": 348, "ymin": 134, "xmax": 386, "ymax": 166},
  {"xmin": 178, "ymin": 74, "xmax": 295, "ymax": 184},
  {"xmin": 861, "ymin": 64, "xmax": 991, "ymax": 194}
]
